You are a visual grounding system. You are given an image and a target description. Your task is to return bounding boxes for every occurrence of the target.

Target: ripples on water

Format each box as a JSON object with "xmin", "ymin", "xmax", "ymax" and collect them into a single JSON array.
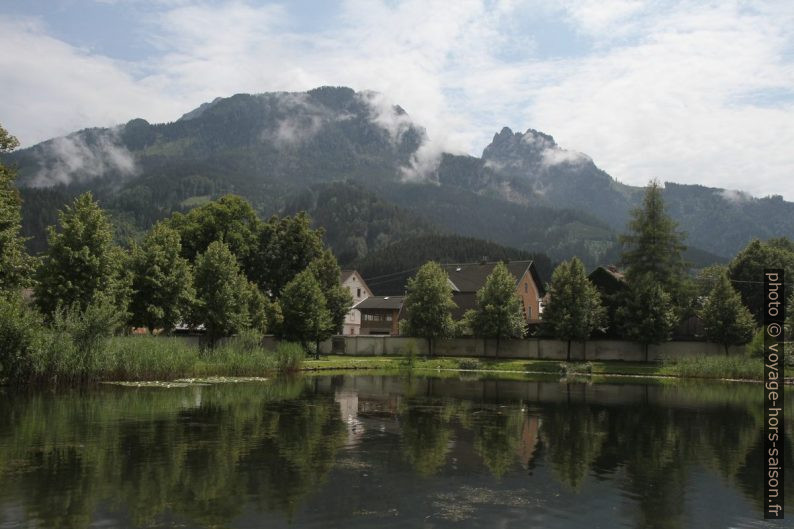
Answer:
[{"xmin": 0, "ymin": 374, "xmax": 791, "ymax": 528}]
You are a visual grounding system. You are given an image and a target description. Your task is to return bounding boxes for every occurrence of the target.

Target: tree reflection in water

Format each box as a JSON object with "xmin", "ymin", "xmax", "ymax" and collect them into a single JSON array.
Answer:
[{"xmin": 0, "ymin": 375, "xmax": 791, "ymax": 529}]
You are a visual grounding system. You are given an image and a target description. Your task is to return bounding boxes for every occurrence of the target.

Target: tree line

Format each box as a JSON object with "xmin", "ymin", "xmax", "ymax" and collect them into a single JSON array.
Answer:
[
  {"xmin": 0, "ymin": 124, "xmax": 353, "ymax": 381},
  {"xmin": 400, "ymin": 181, "xmax": 785, "ymax": 359}
]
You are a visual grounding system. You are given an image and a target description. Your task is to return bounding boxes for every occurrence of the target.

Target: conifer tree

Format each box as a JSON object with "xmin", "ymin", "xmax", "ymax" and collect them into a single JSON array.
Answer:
[
  {"xmin": 541, "ymin": 257, "xmax": 605, "ymax": 361},
  {"xmin": 619, "ymin": 181, "xmax": 689, "ymax": 308}
]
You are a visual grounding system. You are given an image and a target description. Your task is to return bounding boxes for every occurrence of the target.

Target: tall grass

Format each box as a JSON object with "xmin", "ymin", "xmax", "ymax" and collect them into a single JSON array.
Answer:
[
  {"xmin": 106, "ymin": 336, "xmax": 200, "ymax": 380},
  {"xmin": 1, "ymin": 296, "xmax": 306, "ymax": 384},
  {"xmin": 662, "ymin": 354, "xmax": 764, "ymax": 380}
]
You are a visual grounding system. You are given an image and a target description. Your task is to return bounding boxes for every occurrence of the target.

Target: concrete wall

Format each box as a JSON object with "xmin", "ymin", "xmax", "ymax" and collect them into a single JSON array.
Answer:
[{"xmin": 319, "ymin": 336, "xmax": 744, "ymax": 361}]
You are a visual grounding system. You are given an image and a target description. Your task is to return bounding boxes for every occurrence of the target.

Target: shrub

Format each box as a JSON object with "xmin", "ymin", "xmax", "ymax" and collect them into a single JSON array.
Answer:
[
  {"xmin": 0, "ymin": 296, "xmax": 44, "ymax": 381},
  {"xmin": 457, "ymin": 358, "xmax": 482, "ymax": 370},
  {"xmin": 402, "ymin": 341, "xmax": 419, "ymax": 370}
]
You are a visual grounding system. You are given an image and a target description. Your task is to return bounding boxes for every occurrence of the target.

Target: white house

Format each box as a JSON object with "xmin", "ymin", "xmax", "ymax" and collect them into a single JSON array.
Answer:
[{"xmin": 340, "ymin": 270, "xmax": 373, "ymax": 335}]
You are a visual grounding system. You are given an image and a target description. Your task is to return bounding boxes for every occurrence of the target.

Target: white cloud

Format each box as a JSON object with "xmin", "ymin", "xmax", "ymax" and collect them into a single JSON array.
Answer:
[
  {"xmin": 31, "ymin": 128, "xmax": 137, "ymax": 187},
  {"xmin": 1, "ymin": 0, "xmax": 793, "ymax": 198}
]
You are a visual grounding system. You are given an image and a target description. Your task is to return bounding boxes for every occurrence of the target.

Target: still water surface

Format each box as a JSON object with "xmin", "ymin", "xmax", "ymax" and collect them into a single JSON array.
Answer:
[{"xmin": 0, "ymin": 374, "xmax": 791, "ymax": 528}]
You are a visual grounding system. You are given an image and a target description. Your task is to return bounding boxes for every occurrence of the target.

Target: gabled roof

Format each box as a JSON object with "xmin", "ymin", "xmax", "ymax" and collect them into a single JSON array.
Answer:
[
  {"xmin": 588, "ymin": 266, "xmax": 626, "ymax": 292},
  {"xmin": 354, "ymin": 295, "xmax": 405, "ymax": 310},
  {"xmin": 441, "ymin": 260, "xmax": 544, "ymax": 295},
  {"xmin": 340, "ymin": 269, "xmax": 356, "ymax": 283}
]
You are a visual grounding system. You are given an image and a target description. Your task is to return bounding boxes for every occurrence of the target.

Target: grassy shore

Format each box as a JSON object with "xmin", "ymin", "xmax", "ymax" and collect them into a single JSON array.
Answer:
[
  {"xmin": 5, "ymin": 332, "xmax": 789, "ymax": 384},
  {"xmin": 303, "ymin": 354, "xmax": 791, "ymax": 383}
]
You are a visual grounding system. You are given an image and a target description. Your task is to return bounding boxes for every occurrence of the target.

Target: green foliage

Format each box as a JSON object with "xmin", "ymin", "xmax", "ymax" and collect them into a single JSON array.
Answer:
[
  {"xmin": 32, "ymin": 295, "xmax": 123, "ymax": 383},
  {"xmin": 661, "ymin": 354, "xmax": 763, "ymax": 380},
  {"xmin": 698, "ymin": 274, "xmax": 756, "ymax": 353},
  {"xmin": 129, "ymin": 222, "xmax": 195, "ymax": 333},
  {"xmin": 401, "ymin": 261, "xmax": 457, "ymax": 350},
  {"xmin": 616, "ymin": 273, "xmax": 678, "ymax": 352},
  {"xmin": 279, "ymin": 269, "xmax": 332, "ymax": 352},
  {"xmin": 0, "ymin": 295, "xmax": 43, "ymax": 381},
  {"xmin": 34, "ymin": 193, "xmax": 128, "ymax": 316},
  {"xmin": 542, "ymin": 257, "xmax": 606, "ymax": 358},
  {"xmin": 106, "ymin": 335, "xmax": 199, "ymax": 380},
  {"xmin": 466, "ymin": 262, "xmax": 526, "ymax": 346},
  {"xmin": 192, "ymin": 241, "xmax": 255, "ymax": 344},
  {"xmin": 728, "ymin": 238, "xmax": 794, "ymax": 322},
  {"xmin": 284, "ymin": 180, "xmax": 432, "ymax": 264},
  {"xmin": 695, "ymin": 264, "xmax": 728, "ymax": 297},
  {"xmin": 274, "ymin": 342, "xmax": 305, "ymax": 372},
  {"xmin": 308, "ymin": 249, "xmax": 352, "ymax": 334},
  {"xmin": 457, "ymin": 358, "xmax": 482, "ymax": 370},
  {"xmin": 251, "ymin": 212, "xmax": 325, "ymax": 295},
  {"xmin": 619, "ymin": 181, "xmax": 689, "ymax": 306},
  {"xmin": 0, "ymin": 123, "xmax": 34, "ymax": 292},
  {"xmin": 168, "ymin": 194, "xmax": 259, "ymax": 265}
]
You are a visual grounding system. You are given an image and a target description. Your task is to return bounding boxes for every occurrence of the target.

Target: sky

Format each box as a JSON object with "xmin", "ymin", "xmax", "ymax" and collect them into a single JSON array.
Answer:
[{"xmin": 1, "ymin": 0, "xmax": 793, "ymax": 198}]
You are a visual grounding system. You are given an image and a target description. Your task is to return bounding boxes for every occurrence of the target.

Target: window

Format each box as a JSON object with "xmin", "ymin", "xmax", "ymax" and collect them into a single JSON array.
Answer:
[
  {"xmin": 357, "ymin": 288, "xmax": 361, "ymax": 298},
  {"xmin": 524, "ymin": 283, "xmax": 528, "ymax": 293}
]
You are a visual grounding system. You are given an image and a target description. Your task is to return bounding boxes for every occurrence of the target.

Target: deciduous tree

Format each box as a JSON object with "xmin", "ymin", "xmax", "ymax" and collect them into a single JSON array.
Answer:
[
  {"xmin": 616, "ymin": 273, "xmax": 678, "ymax": 361},
  {"xmin": 192, "ymin": 240, "xmax": 253, "ymax": 345},
  {"xmin": 728, "ymin": 238, "xmax": 794, "ymax": 323},
  {"xmin": 541, "ymin": 257, "xmax": 606, "ymax": 361},
  {"xmin": 35, "ymin": 193, "xmax": 127, "ymax": 316},
  {"xmin": 402, "ymin": 261, "xmax": 457, "ymax": 355},
  {"xmin": 465, "ymin": 262, "xmax": 526, "ymax": 356},
  {"xmin": 699, "ymin": 273, "xmax": 755, "ymax": 355},
  {"xmin": 129, "ymin": 223, "xmax": 195, "ymax": 333},
  {"xmin": 279, "ymin": 269, "xmax": 332, "ymax": 357},
  {"xmin": 0, "ymin": 124, "xmax": 34, "ymax": 293}
]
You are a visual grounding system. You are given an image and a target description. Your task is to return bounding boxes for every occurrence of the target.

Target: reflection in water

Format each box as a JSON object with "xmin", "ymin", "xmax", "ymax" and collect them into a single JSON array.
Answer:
[{"xmin": 0, "ymin": 375, "xmax": 791, "ymax": 528}]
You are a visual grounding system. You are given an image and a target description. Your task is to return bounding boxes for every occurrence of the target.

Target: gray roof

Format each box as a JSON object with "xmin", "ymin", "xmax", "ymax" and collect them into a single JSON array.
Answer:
[
  {"xmin": 340, "ymin": 269, "xmax": 356, "ymax": 283},
  {"xmin": 354, "ymin": 295, "xmax": 405, "ymax": 310}
]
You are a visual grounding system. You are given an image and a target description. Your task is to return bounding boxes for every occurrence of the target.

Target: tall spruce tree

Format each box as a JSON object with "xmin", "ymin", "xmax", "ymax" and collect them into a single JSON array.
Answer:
[
  {"xmin": 129, "ymin": 223, "xmax": 195, "ymax": 333},
  {"xmin": 35, "ymin": 193, "xmax": 127, "ymax": 316},
  {"xmin": 541, "ymin": 257, "xmax": 606, "ymax": 361},
  {"xmin": 0, "ymin": 124, "xmax": 34, "ymax": 293},
  {"xmin": 402, "ymin": 261, "xmax": 457, "ymax": 355},
  {"xmin": 619, "ymin": 181, "xmax": 689, "ymax": 308},
  {"xmin": 698, "ymin": 273, "xmax": 756, "ymax": 355},
  {"xmin": 466, "ymin": 262, "xmax": 526, "ymax": 356}
]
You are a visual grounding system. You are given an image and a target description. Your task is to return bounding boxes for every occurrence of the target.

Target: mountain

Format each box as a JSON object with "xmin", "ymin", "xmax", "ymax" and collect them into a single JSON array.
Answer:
[{"xmin": 5, "ymin": 85, "xmax": 781, "ymax": 267}]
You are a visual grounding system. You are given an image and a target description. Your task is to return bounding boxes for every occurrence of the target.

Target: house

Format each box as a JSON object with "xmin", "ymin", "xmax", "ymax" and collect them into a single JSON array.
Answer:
[
  {"xmin": 441, "ymin": 260, "xmax": 546, "ymax": 324},
  {"xmin": 340, "ymin": 270, "xmax": 373, "ymax": 335},
  {"xmin": 354, "ymin": 296, "xmax": 404, "ymax": 335}
]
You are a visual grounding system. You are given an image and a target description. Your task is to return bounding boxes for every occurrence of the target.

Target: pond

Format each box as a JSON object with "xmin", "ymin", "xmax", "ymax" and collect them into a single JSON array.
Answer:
[{"xmin": 0, "ymin": 373, "xmax": 791, "ymax": 528}]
